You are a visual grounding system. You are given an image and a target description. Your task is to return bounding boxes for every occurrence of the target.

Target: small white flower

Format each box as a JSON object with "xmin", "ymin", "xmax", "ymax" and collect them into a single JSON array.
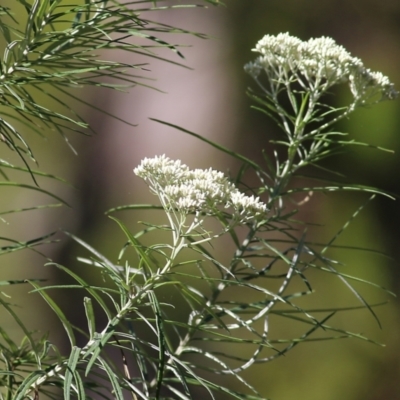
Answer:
[
  {"xmin": 229, "ymin": 191, "xmax": 268, "ymax": 221},
  {"xmin": 134, "ymin": 155, "xmax": 268, "ymax": 223},
  {"xmin": 245, "ymin": 32, "xmax": 398, "ymax": 103},
  {"xmin": 134, "ymin": 154, "xmax": 189, "ymax": 186}
]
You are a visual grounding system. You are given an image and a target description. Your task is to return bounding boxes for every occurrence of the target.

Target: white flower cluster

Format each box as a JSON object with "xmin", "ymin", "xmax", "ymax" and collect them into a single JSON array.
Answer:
[
  {"xmin": 134, "ymin": 155, "xmax": 268, "ymax": 223},
  {"xmin": 245, "ymin": 32, "xmax": 398, "ymax": 102}
]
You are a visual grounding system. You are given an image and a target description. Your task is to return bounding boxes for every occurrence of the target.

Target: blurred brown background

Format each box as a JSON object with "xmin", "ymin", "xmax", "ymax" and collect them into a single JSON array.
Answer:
[{"xmin": 2, "ymin": 1, "xmax": 400, "ymax": 399}]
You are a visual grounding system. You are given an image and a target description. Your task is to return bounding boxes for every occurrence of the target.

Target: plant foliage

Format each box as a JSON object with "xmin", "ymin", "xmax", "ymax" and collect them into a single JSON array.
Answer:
[{"xmin": 0, "ymin": 3, "xmax": 397, "ymax": 400}]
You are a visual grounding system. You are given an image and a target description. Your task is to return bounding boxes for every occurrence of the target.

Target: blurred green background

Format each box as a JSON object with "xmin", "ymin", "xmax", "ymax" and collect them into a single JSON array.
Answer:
[{"xmin": 1, "ymin": 1, "xmax": 400, "ymax": 399}]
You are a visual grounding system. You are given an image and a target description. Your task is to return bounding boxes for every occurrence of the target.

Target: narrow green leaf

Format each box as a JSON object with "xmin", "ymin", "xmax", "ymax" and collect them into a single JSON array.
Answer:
[
  {"xmin": 108, "ymin": 216, "xmax": 153, "ymax": 279},
  {"xmin": 105, "ymin": 204, "xmax": 164, "ymax": 214},
  {"xmin": 149, "ymin": 291, "xmax": 166, "ymax": 398},
  {"xmin": 0, "ymin": 326, "xmax": 18, "ymax": 353},
  {"xmin": 0, "ymin": 297, "xmax": 40, "ymax": 364},
  {"xmin": 48, "ymin": 262, "xmax": 113, "ymax": 320},
  {"xmin": 83, "ymin": 297, "xmax": 96, "ymax": 340},
  {"xmin": 73, "ymin": 368, "xmax": 86, "ymax": 400},
  {"xmin": 13, "ymin": 370, "xmax": 47, "ymax": 400},
  {"xmin": 84, "ymin": 329, "xmax": 115, "ymax": 376},
  {"xmin": 0, "ymin": 182, "xmax": 69, "ymax": 205},
  {"xmin": 0, "ymin": 279, "xmax": 45, "ymax": 286},
  {"xmin": 150, "ymin": 118, "xmax": 261, "ymax": 170},
  {"xmin": 64, "ymin": 346, "xmax": 82, "ymax": 400},
  {"xmin": 284, "ymin": 184, "xmax": 394, "ymax": 199},
  {"xmin": 28, "ymin": 280, "xmax": 75, "ymax": 347},
  {"xmin": 98, "ymin": 356, "xmax": 124, "ymax": 400},
  {"xmin": 63, "ymin": 232, "xmax": 121, "ymax": 275}
]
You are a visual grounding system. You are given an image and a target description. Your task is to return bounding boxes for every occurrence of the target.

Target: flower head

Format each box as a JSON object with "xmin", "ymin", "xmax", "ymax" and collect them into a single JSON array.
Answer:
[
  {"xmin": 134, "ymin": 155, "xmax": 268, "ymax": 223},
  {"xmin": 245, "ymin": 32, "xmax": 398, "ymax": 103}
]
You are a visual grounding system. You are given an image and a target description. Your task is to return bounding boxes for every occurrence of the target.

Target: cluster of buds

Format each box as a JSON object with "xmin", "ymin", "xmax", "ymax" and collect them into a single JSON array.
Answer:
[
  {"xmin": 134, "ymin": 155, "xmax": 267, "ymax": 224},
  {"xmin": 245, "ymin": 32, "xmax": 398, "ymax": 103}
]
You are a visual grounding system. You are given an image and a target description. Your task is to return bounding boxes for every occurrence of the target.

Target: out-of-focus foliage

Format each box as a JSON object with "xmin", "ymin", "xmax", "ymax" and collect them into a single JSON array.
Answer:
[{"xmin": 0, "ymin": 0, "xmax": 218, "ymax": 167}]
